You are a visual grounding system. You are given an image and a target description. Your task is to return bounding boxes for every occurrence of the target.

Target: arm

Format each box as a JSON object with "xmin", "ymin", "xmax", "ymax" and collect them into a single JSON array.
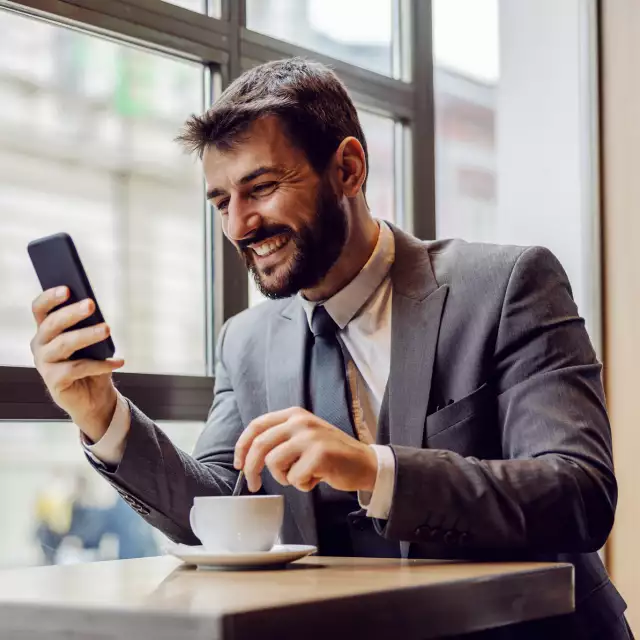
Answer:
[
  {"xmin": 82, "ymin": 390, "xmax": 130, "ymax": 465},
  {"xmin": 88, "ymin": 321, "xmax": 243, "ymax": 544},
  {"xmin": 358, "ymin": 445, "xmax": 396, "ymax": 519},
  {"xmin": 382, "ymin": 246, "xmax": 616, "ymax": 553}
]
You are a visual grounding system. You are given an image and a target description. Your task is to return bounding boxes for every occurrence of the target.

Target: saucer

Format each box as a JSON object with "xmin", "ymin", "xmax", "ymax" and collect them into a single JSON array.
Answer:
[{"xmin": 167, "ymin": 544, "xmax": 317, "ymax": 570}]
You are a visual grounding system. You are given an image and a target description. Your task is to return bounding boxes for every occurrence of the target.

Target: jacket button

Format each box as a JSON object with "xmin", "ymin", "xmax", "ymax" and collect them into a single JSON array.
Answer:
[
  {"xmin": 414, "ymin": 526, "xmax": 432, "ymax": 539},
  {"xmin": 429, "ymin": 528, "xmax": 443, "ymax": 542},
  {"xmin": 443, "ymin": 531, "xmax": 459, "ymax": 546}
]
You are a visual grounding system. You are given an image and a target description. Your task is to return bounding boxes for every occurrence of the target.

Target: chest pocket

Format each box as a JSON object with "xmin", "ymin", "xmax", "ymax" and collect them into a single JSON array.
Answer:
[{"xmin": 425, "ymin": 383, "xmax": 500, "ymax": 458}]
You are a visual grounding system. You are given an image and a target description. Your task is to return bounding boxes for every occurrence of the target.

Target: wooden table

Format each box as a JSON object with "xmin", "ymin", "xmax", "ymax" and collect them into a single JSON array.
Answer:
[{"xmin": 0, "ymin": 555, "xmax": 573, "ymax": 639}]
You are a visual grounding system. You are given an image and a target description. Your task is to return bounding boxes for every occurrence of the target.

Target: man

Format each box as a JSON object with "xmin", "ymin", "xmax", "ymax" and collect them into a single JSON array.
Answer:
[{"xmin": 30, "ymin": 58, "xmax": 630, "ymax": 638}]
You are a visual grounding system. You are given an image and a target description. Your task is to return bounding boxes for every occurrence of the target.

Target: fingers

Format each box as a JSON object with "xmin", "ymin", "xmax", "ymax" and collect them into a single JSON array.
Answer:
[
  {"xmin": 38, "ymin": 322, "xmax": 111, "ymax": 364},
  {"xmin": 35, "ymin": 298, "xmax": 95, "ymax": 349},
  {"xmin": 31, "ymin": 286, "xmax": 69, "ymax": 326},
  {"xmin": 242, "ymin": 423, "xmax": 296, "ymax": 492},
  {"xmin": 263, "ymin": 439, "xmax": 304, "ymax": 486},
  {"xmin": 257, "ymin": 438, "xmax": 322, "ymax": 492},
  {"xmin": 46, "ymin": 358, "xmax": 125, "ymax": 394},
  {"xmin": 235, "ymin": 407, "xmax": 358, "ymax": 493},
  {"xmin": 234, "ymin": 407, "xmax": 304, "ymax": 470},
  {"xmin": 287, "ymin": 447, "xmax": 325, "ymax": 492}
]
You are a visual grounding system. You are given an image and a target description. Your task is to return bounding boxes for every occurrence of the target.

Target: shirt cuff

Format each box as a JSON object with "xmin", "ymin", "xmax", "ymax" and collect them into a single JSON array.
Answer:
[
  {"xmin": 80, "ymin": 391, "xmax": 131, "ymax": 466},
  {"xmin": 357, "ymin": 444, "xmax": 396, "ymax": 520}
]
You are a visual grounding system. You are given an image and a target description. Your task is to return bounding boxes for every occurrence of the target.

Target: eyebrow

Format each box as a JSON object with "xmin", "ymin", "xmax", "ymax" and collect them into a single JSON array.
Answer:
[{"xmin": 206, "ymin": 166, "xmax": 282, "ymax": 200}]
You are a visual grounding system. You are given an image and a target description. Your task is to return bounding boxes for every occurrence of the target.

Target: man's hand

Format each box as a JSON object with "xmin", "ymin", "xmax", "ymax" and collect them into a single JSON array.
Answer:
[
  {"xmin": 30, "ymin": 286, "xmax": 125, "ymax": 442},
  {"xmin": 234, "ymin": 407, "xmax": 378, "ymax": 494}
]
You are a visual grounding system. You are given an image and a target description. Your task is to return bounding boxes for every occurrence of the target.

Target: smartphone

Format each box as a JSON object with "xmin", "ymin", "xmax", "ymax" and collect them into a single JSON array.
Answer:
[{"xmin": 27, "ymin": 232, "xmax": 116, "ymax": 361}]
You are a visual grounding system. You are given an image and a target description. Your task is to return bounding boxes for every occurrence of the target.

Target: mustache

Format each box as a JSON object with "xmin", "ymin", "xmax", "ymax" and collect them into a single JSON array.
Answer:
[{"xmin": 237, "ymin": 225, "xmax": 293, "ymax": 251}]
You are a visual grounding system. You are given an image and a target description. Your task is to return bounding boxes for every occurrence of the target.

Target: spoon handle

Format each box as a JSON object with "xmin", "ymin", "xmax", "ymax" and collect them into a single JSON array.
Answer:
[{"xmin": 232, "ymin": 470, "xmax": 246, "ymax": 496}]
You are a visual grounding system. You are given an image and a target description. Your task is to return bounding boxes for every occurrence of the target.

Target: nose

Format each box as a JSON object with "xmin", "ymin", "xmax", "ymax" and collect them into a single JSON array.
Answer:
[{"xmin": 224, "ymin": 195, "xmax": 261, "ymax": 243}]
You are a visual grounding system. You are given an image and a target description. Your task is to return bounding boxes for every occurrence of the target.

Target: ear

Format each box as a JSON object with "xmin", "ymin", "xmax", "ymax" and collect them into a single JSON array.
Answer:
[{"xmin": 334, "ymin": 136, "xmax": 367, "ymax": 198}]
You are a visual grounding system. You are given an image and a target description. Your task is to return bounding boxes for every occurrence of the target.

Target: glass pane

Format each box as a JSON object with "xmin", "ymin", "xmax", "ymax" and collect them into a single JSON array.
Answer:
[
  {"xmin": 163, "ymin": 0, "xmax": 203, "ymax": 12},
  {"xmin": 246, "ymin": 0, "xmax": 394, "ymax": 77},
  {"xmin": 163, "ymin": 0, "xmax": 221, "ymax": 16},
  {"xmin": 360, "ymin": 111, "xmax": 395, "ymax": 225},
  {"xmin": 0, "ymin": 11, "xmax": 207, "ymax": 375},
  {"xmin": 248, "ymin": 108, "xmax": 397, "ymax": 307},
  {"xmin": 0, "ymin": 421, "xmax": 203, "ymax": 568},
  {"xmin": 433, "ymin": 0, "xmax": 600, "ymax": 347}
]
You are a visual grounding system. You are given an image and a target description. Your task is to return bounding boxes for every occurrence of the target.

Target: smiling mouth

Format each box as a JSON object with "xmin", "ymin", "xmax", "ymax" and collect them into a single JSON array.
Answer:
[{"xmin": 249, "ymin": 233, "xmax": 290, "ymax": 258}]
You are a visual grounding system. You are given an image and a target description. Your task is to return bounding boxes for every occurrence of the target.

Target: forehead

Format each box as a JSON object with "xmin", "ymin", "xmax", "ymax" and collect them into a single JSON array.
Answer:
[{"xmin": 202, "ymin": 116, "xmax": 307, "ymax": 189}]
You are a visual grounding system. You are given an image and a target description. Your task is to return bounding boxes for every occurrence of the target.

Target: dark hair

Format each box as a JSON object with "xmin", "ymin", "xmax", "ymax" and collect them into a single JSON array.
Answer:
[{"xmin": 176, "ymin": 57, "xmax": 368, "ymax": 190}]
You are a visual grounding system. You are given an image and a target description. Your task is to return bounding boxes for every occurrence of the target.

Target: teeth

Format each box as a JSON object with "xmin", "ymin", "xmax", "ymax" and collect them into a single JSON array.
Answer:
[{"xmin": 252, "ymin": 235, "xmax": 288, "ymax": 257}]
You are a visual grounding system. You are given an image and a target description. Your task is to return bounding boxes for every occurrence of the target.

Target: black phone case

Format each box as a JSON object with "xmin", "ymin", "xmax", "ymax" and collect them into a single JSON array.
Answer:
[{"xmin": 27, "ymin": 232, "xmax": 115, "ymax": 360}]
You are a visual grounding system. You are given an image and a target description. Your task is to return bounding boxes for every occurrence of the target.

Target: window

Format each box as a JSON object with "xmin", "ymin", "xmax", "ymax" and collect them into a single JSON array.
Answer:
[
  {"xmin": 164, "ymin": 0, "xmax": 205, "ymax": 11},
  {"xmin": 0, "ymin": 0, "xmax": 425, "ymax": 569},
  {"xmin": 432, "ymin": 0, "xmax": 601, "ymax": 349},
  {"xmin": 0, "ymin": 421, "xmax": 202, "ymax": 568},
  {"xmin": 0, "ymin": 12, "xmax": 207, "ymax": 375},
  {"xmin": 246, "ymin": 0, "xmax": 396, "ymax": 77},
  {"xmin": 359, "ymin": 111, "xmax": 396, "ymax": 225},
  {"xmin": 163, "ymin": 0, "xmax": 221, "ymax": 16}
]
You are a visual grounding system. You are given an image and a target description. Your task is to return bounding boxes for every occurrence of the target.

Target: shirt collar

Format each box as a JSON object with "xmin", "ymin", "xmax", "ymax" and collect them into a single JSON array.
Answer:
[{"xmin": 298, "ymin": 220, "xmax": 395, "ymax": 330}]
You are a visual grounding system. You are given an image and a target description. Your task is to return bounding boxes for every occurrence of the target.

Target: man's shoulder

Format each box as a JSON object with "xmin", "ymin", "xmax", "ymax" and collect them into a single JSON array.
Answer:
[
  {"xmin": 427, "ymin": 237, "xmax": 527, "ymax": 277},
  {"xmin": 425, "ymin": 238, "xmax": 561, "ymax": 286},
  {"xmin": 424, "ymin": 238, "xmax": 569, "ymax": 307},
  {"xmin": 428, "ymin": 237, "xmax": 564, "ymax": 278}
]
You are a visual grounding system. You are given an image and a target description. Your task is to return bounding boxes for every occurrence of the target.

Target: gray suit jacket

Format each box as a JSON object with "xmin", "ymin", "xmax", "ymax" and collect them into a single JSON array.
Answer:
[{"xmin": 95, "ymin": 225, "xmax": 629, "ymax": 638}]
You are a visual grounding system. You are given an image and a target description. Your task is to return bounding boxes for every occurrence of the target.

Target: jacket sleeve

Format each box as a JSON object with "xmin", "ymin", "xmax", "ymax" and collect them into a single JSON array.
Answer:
[
  {"xmin": 88, "ymin": 320, "xmax": 243, "ymax": 545},
  {"xmin": 381, "ymin": 246, "xmax": 616, "ymax": 553}
]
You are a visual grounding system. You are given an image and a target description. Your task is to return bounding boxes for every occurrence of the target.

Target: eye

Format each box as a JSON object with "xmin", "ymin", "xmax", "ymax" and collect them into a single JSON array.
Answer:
[
  {"xmin": 251, "ymin": 182, "xmax": 278, "ymax": 197},
  {"xmin": 215, "ymin": 198, "xmax": 230, "ymax": 212}
]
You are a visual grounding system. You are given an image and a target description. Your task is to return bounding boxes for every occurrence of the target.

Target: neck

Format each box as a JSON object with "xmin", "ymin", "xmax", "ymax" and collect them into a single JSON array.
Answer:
[{"xmin": 302, "ymin": 203, "xmax": 380, "ymax": 302}]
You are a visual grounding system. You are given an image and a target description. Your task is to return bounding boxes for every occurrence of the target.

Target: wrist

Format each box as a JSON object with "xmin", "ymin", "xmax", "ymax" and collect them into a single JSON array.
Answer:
[
  {"xmin": 73, "ymin": 387, "xmax": 118, "ymax": 443},
  {"xmin": 361, "ymin": 444, "xmax": 378, "ymax": 493}
]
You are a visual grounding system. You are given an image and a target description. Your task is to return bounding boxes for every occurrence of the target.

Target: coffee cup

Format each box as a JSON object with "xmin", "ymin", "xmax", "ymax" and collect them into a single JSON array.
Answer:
[{"xmin": 189, "ymin": 495, "xmax": 284, "ymax": 553}]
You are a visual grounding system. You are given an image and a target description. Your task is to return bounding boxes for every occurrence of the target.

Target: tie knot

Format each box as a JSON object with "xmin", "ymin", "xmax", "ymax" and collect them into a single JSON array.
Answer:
[{"xmin": 311, "ymin": 305, "xmax": 338, "ymax": 338}]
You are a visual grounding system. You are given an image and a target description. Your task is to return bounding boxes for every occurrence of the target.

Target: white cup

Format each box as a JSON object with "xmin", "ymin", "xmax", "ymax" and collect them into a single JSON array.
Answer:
[{"xmin": 189, "ymin": 495, "xmax": 284, "ymax": 553}]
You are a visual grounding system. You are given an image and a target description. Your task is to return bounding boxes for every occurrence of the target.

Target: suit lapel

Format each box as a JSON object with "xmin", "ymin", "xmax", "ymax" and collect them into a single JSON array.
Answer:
[
  {"xmin": 266, "ymin": 299, "xmax": 307, "ymax": 415},
  {"xmin": 384, "ymin": 226, "xmax": 449, "ymax": 449},
  {"xmin": 266, "ymin": 299, "xmax": 318, "ymax": 546},
  {"xmin": 387, "ymin": 287, "xmax": 448, "ymax": 448}
]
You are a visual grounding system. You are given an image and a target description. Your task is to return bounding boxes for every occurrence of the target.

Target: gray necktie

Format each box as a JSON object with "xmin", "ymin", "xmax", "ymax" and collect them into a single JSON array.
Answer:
[{"xmin": 308, "ymin": 305, "xmax": 355, "ymax": 436}]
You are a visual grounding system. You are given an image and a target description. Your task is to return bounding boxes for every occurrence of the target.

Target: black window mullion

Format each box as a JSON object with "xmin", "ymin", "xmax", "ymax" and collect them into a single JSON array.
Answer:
[{"xmin": 409, "ymin": 0, "xmax": 436, "ymax": 240}]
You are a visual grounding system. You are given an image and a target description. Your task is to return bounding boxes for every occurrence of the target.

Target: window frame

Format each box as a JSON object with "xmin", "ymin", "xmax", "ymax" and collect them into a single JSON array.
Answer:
[{"xmin": 0, "ymin": 0, "xmax": 436, "ymax": 422}]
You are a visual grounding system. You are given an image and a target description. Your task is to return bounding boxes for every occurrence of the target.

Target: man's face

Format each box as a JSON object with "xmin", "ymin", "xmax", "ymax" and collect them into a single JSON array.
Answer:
[{"xmin": 203, "ymin": 117, "xmax": 348, "ymax": 299}]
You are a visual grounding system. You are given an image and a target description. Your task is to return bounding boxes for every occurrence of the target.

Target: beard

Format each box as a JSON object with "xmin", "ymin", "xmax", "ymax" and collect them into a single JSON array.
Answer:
[{"xmin": 238, "ymin": 178, "xmax": 348, "ymax": 299}]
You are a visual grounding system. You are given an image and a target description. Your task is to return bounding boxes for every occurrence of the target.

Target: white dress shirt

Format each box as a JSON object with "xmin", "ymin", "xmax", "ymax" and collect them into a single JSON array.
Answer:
[{"xmin": 84, "ymin": 220, "xmax": 397, "ymax": 519}]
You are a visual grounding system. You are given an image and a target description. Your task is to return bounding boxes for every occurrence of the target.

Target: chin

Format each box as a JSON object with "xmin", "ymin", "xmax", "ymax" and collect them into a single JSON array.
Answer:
[{"xmin": 253, "ymin": 266, "xmax": 296, "ymax": 299}]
